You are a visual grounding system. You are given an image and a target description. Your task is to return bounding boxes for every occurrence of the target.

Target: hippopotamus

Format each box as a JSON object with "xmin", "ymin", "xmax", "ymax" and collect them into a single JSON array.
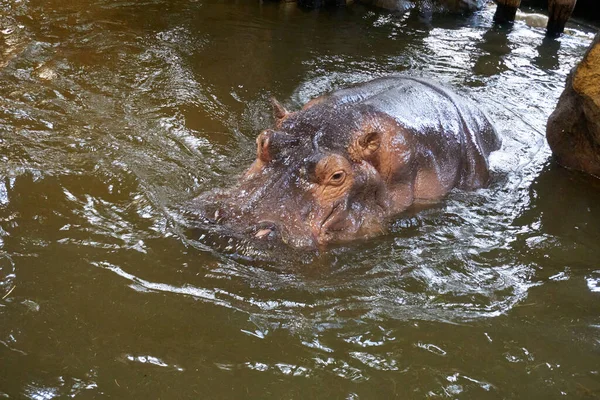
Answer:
[{"xmin": 192, "ymin": 76, "xmax": 501, "ymax": 248}]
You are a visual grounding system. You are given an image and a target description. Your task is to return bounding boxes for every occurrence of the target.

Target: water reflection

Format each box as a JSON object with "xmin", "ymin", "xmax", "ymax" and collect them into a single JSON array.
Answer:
[
  {"xmin": 528, "ymin": 164, "xmax": 600, "ymax": 238},
  {"xmin": 513, "ymin": 163, "xmax": 600, "ymax": 270},
  {"xmin": 534, "ymin": 36, "xmax": 562, "ymax": 70},
  {"xmin": 474, "ymin": 25, "xmax": 512, "ymax": 76}
]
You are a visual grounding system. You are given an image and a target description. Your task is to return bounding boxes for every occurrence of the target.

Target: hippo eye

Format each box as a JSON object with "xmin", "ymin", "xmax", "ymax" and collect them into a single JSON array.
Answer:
[{"xmin": 328, "ymin": 171, "xmax": 346, "ymax": 186}]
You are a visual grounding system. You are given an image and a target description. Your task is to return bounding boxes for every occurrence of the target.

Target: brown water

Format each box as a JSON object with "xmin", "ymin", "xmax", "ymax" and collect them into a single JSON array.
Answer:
[{"xmin": 1, "ymin": 0, "xmax": 600, "ymax": 398}]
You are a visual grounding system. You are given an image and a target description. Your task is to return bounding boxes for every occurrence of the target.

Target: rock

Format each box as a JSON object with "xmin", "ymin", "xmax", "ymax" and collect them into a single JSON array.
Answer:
[
  {"xmin": 547, "ymin": 33, "xmax": 600, "ymax": 178},
  {"xmin": 516, "ymin": 9, "xmax": 548, "ymax": 28}
]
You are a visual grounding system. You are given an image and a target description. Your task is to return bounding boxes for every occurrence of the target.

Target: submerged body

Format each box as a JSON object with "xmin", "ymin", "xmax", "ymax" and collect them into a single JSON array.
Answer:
[{"xmin": 192, "ymin": 76, "xmax": 501, "ymax": 248}]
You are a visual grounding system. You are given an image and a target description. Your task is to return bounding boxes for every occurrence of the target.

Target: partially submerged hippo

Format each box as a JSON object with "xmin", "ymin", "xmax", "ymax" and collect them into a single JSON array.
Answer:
[{"xmin": 192, "ymin": 76, "xmax": 500, "ymax": 248}]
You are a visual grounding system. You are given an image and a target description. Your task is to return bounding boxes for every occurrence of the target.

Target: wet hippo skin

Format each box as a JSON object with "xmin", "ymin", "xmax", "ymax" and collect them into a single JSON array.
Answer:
[{"xmin": 192, "ymin": 76, "xmax": 501, "ymax": 248}]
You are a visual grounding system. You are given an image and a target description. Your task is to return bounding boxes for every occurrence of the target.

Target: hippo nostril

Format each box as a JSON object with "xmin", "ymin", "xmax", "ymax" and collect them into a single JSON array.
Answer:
[
  {"xmin": 194, "ymin": 202, "xmax": 228, "ymax": 224},
  {"xmin": 249, "ymin": 220, "xmax": 280, "ymax": 240},
  {"xmin": 213, "ymin": 208, "xmax": 225, "ymax": 223},
  {"xmin": 255, "ymin": 228, "xmax": 274, "ymax": 239}
]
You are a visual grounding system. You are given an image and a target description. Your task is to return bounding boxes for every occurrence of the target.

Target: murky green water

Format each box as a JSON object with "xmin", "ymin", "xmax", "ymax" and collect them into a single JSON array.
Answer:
[{"xmin": 1, "ymin": 0, "xmax": 599, "ymax": 398}]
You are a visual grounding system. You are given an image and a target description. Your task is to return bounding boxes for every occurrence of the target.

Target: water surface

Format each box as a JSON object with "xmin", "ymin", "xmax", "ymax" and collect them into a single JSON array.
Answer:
[{"xmin": 1, "ymin": 0, "xmax": 599, "ymax": 398}]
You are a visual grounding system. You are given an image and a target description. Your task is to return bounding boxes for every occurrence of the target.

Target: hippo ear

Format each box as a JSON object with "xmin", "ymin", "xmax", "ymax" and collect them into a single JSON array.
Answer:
[
  {"xmin": 358, "ymin": 131, "xmax": 381, "ymax": 159},
  {"xmin": 349, "ymin": 131, "xmax": 381, "ymax": 163},
  {"xmin": 270, "ymin": 97, "xmax": 289, "ymax": 123},
  {"xmin": 256, "ymin": 129, "xmax": 274, "ymax": 163}
]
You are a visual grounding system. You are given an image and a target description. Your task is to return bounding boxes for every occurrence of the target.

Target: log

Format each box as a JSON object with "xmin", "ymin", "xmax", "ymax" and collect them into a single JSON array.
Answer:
[
  {"xmin": 546, "ymin": 0, "xmax": 577, "ymax": 37},
  {"xmin": 493, "ymin": 0, "xmax": 521, "ymax": 24}
]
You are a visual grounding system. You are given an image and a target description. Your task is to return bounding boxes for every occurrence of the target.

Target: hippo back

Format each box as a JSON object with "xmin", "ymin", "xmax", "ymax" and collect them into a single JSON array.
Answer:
[{"xmin": 318, "ymin": 76, "xmax": 501, "ymax": 189}]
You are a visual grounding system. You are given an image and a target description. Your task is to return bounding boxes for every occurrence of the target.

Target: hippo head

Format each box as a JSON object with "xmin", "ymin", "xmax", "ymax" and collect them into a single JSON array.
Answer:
[{"xmin": 192, "ymin": 99, "xmax": 414, "ymax": 248}]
